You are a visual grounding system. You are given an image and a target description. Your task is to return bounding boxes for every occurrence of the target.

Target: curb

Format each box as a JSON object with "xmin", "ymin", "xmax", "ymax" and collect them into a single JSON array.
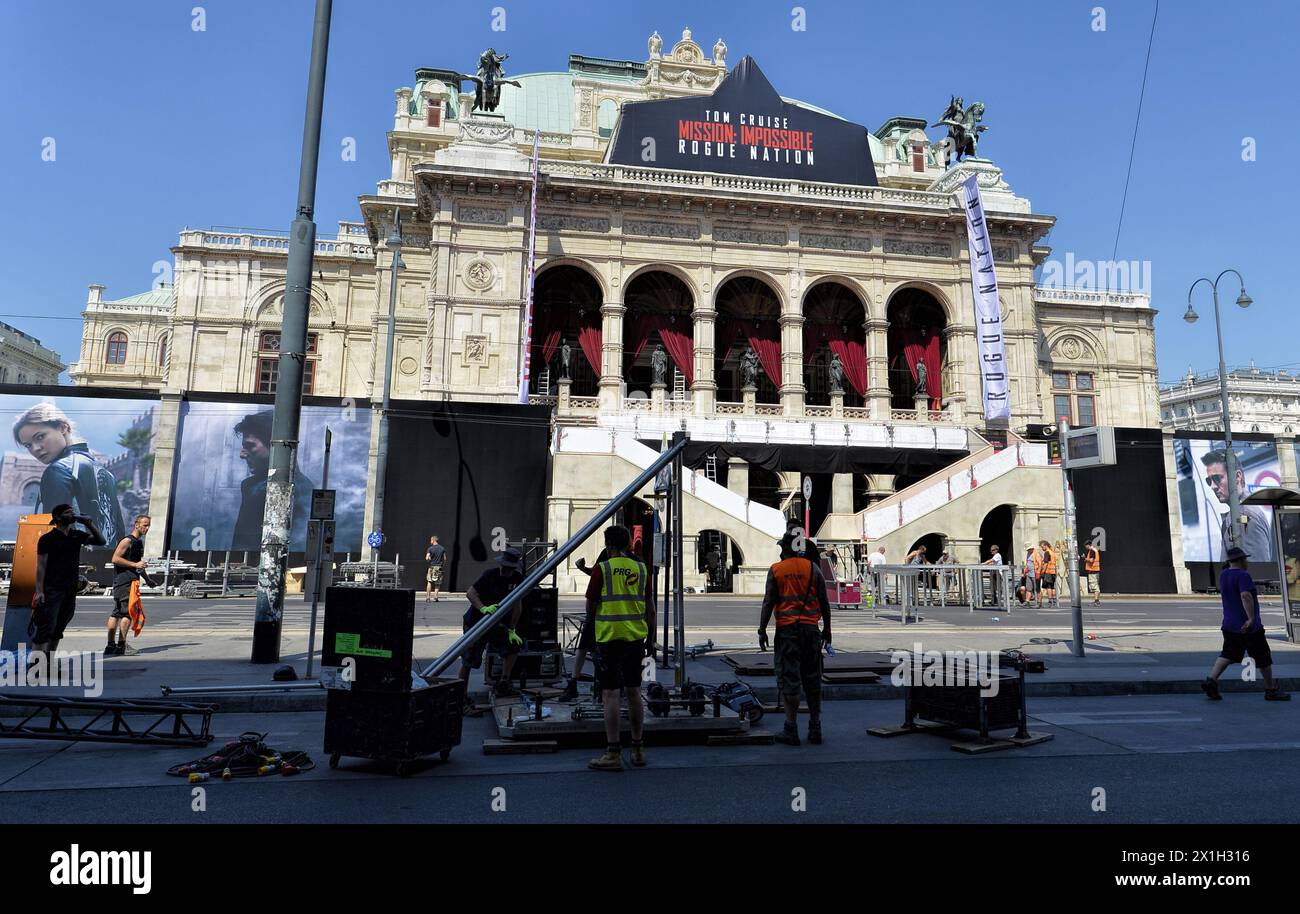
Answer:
[{"xmin": 49, "ymin": 675, "xmax": 1292, "ymax": 714}]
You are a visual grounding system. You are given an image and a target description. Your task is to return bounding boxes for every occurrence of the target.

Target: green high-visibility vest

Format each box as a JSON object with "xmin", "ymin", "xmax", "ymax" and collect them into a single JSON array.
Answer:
[{"xmin": 596, "ymin": 556, "xmax": 649, "ymax": 642}]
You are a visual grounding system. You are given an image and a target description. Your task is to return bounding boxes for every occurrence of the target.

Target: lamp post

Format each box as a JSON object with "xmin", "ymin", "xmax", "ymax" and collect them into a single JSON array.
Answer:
[
  {"xmin": 370, "ymin": 210, "xmax": 404, "ymax": 564},
  {"xmin": 1184, "ymin": 269, "xmax": 1253, "ymax": 552}
]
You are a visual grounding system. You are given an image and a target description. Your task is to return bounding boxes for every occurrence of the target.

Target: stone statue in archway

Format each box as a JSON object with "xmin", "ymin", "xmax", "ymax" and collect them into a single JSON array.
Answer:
[
  {"xmin": 559, "ymin": 337, "xmax": 571, "ymax": 380},
  {"xmin": 914, "ymin": 359, "xmax": 928, "ymax": 397},
  {"xmin": 829, "ymin": 352, "xmax": 844, "ymax": 393},
  {"xmin": 651, "ymin": 344, "xmax": 669, "ymax": 385},
  {"xmin": 741, "ymin": 347, "xmax": 761, "ymax": 389}
]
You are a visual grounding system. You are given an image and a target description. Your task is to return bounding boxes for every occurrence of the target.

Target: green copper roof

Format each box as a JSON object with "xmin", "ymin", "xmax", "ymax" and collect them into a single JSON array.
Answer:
[{"xmin": 110, "ymin": 287, "xmax": 174, "ymax": 307}]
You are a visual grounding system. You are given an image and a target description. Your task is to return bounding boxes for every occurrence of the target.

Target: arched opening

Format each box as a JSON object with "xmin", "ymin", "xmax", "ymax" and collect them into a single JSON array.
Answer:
[
  {"xmin": 622, "ymin": 271, "xmax": 694, "ymax": 398},
  {"xmin": 886, "ymin": 287, "xmax": 947, "ymax": 411},
  {"xmin": 802, "ymin": 282, "xmax": 866, "ymax": 407},
  {"xmin": 746, "ymin": 464, "xmax": 784, "ymax": 512},
  {"xmin": 715, "ymin": 275, "xmax": 781, "ymax": 403},
  {"xmin": 979, "ymin": 504, "xmax": 1014, "ymax": 564},
  {"xmin": 908, "ymin": 532, "xmax": 945, "ymax": 563},
  {"xmin": 531, "ymin": 265, "xmax": 602, "ymax": 397},
  {"xmin": 696, "ymin": 529, "xmax": 744, "ymax": 592},
  {"xmin": 21, "ymin": 480, "xmax": 40, "ymax": 505},
  {"xmin": 615, "ymin": 496, "xmax": 656, "ymax": 567}
]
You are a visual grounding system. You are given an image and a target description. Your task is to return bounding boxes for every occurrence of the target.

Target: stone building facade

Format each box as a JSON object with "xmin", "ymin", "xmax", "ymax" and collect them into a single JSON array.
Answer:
[
  {"xmin": 70, "ymin": 29, "xmax": 1164, "ymax": 592},
  {"xmin": 0, "ymin": 321, "xmax": 63, "ymax": 386}
]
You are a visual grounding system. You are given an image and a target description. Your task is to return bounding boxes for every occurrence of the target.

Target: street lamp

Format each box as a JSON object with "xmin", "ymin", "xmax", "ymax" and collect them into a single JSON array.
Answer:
[
  {"xmin": 370, "ymin": 209, "xmax": 404, "ymax": 563},
  {"xmin": 1185, "ymin": 269, "xmax": 1253, "ymax": 551}
]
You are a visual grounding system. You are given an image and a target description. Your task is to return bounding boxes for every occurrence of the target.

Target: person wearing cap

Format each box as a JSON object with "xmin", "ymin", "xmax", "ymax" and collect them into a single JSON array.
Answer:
[
  {"xmin": 32, "ymin": 503, "xmax": 107, "ymax": 657},
  {"xmin": 1202, "ymin": 546, "xmax": 1290, "ymax": 702},
  {"xmin": 458, "ymin": 546, "xmax": 527, "ymax": 699},
  {"xmin": 758, "ymin": 530, "xmax": 831, "ymax": 746}
]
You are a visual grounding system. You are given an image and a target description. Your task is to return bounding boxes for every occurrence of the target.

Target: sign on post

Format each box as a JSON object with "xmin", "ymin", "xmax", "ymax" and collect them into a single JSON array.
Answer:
[{"xmin": 311, "ymin": 489, "xmax": 336, "ymax": 521}]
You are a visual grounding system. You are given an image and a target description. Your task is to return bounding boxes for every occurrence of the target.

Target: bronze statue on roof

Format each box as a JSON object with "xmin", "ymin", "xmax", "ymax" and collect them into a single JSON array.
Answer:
[{"xmin": 458, "ymin": 48, "xmax": 521, "ymax": 113}]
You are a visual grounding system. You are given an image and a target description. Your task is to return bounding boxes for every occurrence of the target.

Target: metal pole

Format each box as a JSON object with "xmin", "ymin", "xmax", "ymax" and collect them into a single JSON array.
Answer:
[
  {"xmin": 251, "ymin": 0, "xmax": 333, "ymax": 663},
  {"xmin": 672, "ymin": 436, "xmax": 685, "ymax": 686},
  {"xmin": 222, "ymin": 550, "xmax": 230, "ymax": 597},
  {"xmin": 371, "ymin": 210, "xmax": 403, "ymax": 562},
  {"xmin": 305, "ymin": 428, "xmax": 331, "ymax": 678},
  {"xmin": 661, "ymin": 497, "xmax": 671, "ymax": 668},
  {"xmin": 423, "ymin": 435, "xmax": 690, "ymax": 678},
  {"xmin": 1211, "ymin": 283, "xmax": 1243, "ymax": 551},
  {"xmin": 1061, "ymin": 422, "xmax": 1084, "ymax": 657}
]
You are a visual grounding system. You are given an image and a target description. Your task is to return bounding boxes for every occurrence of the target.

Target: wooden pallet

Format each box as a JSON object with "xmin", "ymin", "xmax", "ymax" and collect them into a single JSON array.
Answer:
[{"xmin": 725, "ymin": 651, "xmax": 897, "ymax": 677}]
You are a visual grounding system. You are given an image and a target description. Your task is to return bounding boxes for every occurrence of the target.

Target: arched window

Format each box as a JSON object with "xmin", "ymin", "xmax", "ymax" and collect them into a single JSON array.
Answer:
[
  {"xmin": 157, "ymin": 335, "xmax": 169, "ymax": 367},
  {"xmin": 21, "ymin": 481, "xmax": 40, "ymax": 505},
  {"xmin": 106, "ymin": 332, "xmax": 128, "ymax": 365}
]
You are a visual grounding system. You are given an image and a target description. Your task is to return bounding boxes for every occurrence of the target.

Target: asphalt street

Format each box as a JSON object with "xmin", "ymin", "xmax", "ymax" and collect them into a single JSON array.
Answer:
[{"xmin": 0, "ymin": 693, "xmax": 1294, "ymax": 824}]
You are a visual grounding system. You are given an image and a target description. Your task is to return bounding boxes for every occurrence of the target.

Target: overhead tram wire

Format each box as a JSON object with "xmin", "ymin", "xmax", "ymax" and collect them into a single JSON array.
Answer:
[{"xmin": 1110, "ymin": 0, "xmax": 1161, "ymax": 268}]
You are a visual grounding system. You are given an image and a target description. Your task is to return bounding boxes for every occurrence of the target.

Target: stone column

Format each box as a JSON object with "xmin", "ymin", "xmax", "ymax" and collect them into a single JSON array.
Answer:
[
  {"xmin": 1279, "ymin": 434, "xmax": 1299, "ymax": 490},
  {"xmin": 599, "ymin": 299, "xmax": 625, "ymax": 412},
  {"xmin": 692, "ymin": 305, "xmax": 716, "ymax": 414},
  {"xmin": 557, "ymin": 377, "xmax": 572, "ymax": 413},
  {"xmin": 144, "ymin": 389, "xmax": 184, "ymax": 558},
  {"xmin": 727, "ymin": 457, "xmax": 749, "ymax": 498},
  {"xmin": 866, "ymin": 317, "xmax": 890, "ymax": 420},
  {"xmin": 779, "ymin": 309, "xmax": 805, "ymax": 416},
  {"xmin": 831, "ymin": 473, "xmax": 854, "ymax": 515},
  {"xmin": 941, "ymin": 324, "xmax": 966, "ymax": 419},
  {"xmin": 651, "ymin": 382, "xmax": 666, "ymax": 413},
  {"xmin": 830, "ymin": 390, "xmax": 844, "ymax": 418},
  {"xmin": 865, "ymin": 474, "xmax": 895, "ymax": 504}
]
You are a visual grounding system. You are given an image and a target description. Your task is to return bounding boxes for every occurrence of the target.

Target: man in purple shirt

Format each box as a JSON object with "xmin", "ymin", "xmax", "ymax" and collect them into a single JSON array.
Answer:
[{"xmin": 1202, "ymin": 547, "xmax": 1290, "ymax": 701}]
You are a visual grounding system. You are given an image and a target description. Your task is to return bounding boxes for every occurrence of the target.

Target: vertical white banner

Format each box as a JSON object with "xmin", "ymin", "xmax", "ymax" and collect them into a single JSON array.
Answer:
[
  {"xmin": 518, "ymin": 132, "xmax": 541, "ymax": 404},
  {"xmin": 960, "ymin": 174, "xmax": 1010, "ymax": 421}
]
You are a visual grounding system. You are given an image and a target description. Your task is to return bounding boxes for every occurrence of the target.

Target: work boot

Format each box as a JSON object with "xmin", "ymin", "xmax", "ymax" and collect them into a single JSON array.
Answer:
[
  {"xmin": 630, "ymin": 740, "xmax": 647, "ymax": 767},
  {"xmin": 104, "ymin": 640, "xmax": 121, "ymax": 657},
  {"xmin": 559, "ymin": 679, "xmax": 579, "ymax": 701},
  {"xmin": 774, "ymin": 722, "xmax": 801, "ymax": 746},
  {"xmin": 588, "ymin": 746, "xmax": 624, "ymax": 771},
  {"xmin": 807, "ymin": 719, "xmax": 823, "ymax": 745},
  {"xmin": 1265, "ymin": 688, "xmax": 1291, "ymax": 701},
  {"xmin": 1200, "ymin": 677, "xmax": 1222, "ymax": 701}
]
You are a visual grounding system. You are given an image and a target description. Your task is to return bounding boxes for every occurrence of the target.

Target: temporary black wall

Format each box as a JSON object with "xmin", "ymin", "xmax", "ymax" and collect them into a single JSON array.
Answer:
[
  {"xmin": 1072, "ymin": 427, "xmax": 1176, "ymax": 593},
  {"xmin": 383, "ymin": 400, "xmax": 550, "ymax": 592}
]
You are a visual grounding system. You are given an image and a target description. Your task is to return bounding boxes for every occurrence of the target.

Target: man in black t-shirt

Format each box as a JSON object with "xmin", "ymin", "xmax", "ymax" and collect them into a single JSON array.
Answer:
[
  {"xmin": 458, "ymin": 547, "xmax": 526, "ymax": 698},
  {"xmin": 424, "ymin": 535, "xmax": 447, "ymax": 603},
  {"xmin": 107, "ymin": 514, "xmax": 152, "ymax": 656},
  {"xmin": 33, "ymin": 503, "xmax": 107, "ymax": 655}
]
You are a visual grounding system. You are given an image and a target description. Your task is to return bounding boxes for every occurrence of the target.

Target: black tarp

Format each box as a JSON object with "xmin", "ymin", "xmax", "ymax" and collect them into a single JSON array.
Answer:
[{"xmin": 659, "ymin": 441, "xmax": 969, "ymax": 476}]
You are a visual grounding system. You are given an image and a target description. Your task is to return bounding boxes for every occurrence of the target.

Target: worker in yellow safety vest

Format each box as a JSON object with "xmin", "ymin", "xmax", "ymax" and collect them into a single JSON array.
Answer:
[{"xmin": 585, "ymin": 525, "xmax": 656, "ymax": 772}]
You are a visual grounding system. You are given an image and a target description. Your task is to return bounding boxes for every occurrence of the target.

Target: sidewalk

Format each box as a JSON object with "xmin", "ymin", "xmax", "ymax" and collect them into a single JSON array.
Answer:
[{"xmin": 2, "ymin": 601, "xmax": 1296, "ymax": 712}]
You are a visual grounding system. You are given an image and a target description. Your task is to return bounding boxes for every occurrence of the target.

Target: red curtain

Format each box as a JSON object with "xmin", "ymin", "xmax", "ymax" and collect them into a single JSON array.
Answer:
[
  {"xmin": 657, "ymin": 320, "xmax": 695, "ymax": 385},
  {"xmin": 577, "ymin": 317, "xmax": 602, "ymax": 376},
  {"xmin": 538, "ymin": 306, "xmax": 566, "ymax": 365},
  {"xmin": 721, "ymin": 319, "xmax": 782, "ymax": 387},
  {"xmin": 803, "ymin": 323, "xmax": 867, "ymax": 398},
  {"xmin": 827, "ymin": 338, "xmax": 867, "ymax": 399},
  {"xmin": 625, "ymin": 312, "xmax": 695, "ymax": 384},
  {"xmin": 900, "ymin": 328, "xmax": 941, "ymax": 402}
]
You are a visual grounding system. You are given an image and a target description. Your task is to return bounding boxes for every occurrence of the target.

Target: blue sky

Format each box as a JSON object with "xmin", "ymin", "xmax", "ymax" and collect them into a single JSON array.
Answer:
[{"xmin": 1, "ymin": 0, "xmax": 1294, "ymax": 386}]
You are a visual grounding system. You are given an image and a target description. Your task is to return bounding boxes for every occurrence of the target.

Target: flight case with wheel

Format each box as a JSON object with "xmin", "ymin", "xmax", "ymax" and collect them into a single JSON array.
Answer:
[{"xmin": 324, "ymin": 679, "xmax": 466, "ymax": 776}]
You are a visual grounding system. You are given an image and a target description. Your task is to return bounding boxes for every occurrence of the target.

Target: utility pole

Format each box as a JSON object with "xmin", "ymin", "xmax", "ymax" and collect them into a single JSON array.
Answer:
[
  {"xmin": 1060, "ymin": 422, "xmax": 1084, "ymax": 658},
  {"xmin": 370, "ymin": 210, "xmax": 404, "ymax": 562},
  {"xmin": 251, "ymin": 0, "xmax": 333, "ymax": 663}
]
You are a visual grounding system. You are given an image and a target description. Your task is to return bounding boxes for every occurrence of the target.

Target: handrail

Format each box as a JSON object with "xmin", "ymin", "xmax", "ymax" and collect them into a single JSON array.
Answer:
[{"xmin": 422, "ymin": 433, "xmax": 688, "ymax": 678}]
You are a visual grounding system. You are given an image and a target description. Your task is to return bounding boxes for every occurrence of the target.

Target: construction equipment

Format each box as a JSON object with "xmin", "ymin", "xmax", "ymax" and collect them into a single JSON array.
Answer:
[{"xmin": 0, "ymin": 694, "xmax": 215, "ymax": 747}]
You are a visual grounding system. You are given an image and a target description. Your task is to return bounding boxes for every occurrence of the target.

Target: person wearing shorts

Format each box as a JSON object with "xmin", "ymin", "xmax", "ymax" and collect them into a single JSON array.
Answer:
[
  {"xmin": 1038, "ymin": 541, "xmax": 1058, "ymax": 607},
  {"xmin": 1202, "ymin": 547, "xmax": 1289, "ymax": 701},
  {"xmin": 424, "ymin": 535, "xmax": 446, "ymax": 602},
  {"xmin": 758, "ymin": 531, "xmax": 831, "ymax": 746},
  {"xmin": 562, "ymin": 547, "xmax": 611, "ymax": 701},
  {"xmin": 585, "ymin": 526, "xmax": 655, "ymax": 771},
  {"xmin": 1082, "ymin": 543, "xmax": 1102, "ymax": 606}
]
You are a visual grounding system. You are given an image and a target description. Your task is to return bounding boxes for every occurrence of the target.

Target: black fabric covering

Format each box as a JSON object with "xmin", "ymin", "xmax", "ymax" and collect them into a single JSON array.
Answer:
[
  {"xmin": 384, "ymin": 400, "xmax": 550, "ymax": 592},
  {"xmin": 663, "ymin": 441, "xmax": 969, "ymax": 476},
  {"xmin": 1072, "ymin": 427, "xmax": 1176, "ymax": 594}
]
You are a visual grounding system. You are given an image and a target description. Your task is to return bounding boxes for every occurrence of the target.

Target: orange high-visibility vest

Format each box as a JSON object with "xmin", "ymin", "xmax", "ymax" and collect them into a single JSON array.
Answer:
[
  {"xmin": 1084, "ymin": 546, "xmax": 1100, "ymax": 573},
  {"xmin": 771, "ymin": 557, "xmax": 821, "ymax": 627},
  {"xmin": 1027, "ymin": 550, "xmax": 1042, "ymax": 577},
  {"xmin": 1042, "ymin": 548, "xmax": 1057, "ymax": 575}
]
